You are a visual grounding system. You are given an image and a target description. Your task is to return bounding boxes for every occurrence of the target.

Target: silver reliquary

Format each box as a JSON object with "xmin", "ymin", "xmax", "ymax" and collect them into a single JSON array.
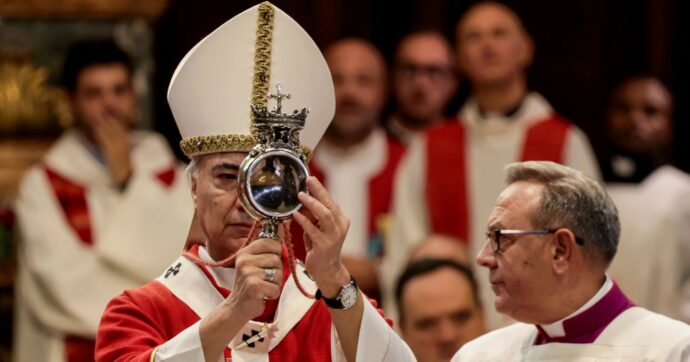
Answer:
[{"xmin": 238, "ymin": 84, "xmax": 311, "ymax": 240}]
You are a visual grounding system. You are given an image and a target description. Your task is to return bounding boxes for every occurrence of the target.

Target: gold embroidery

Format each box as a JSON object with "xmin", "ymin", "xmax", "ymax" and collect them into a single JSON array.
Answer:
[
  {"xmin": 180, "ymin": 135, "xmax": 312, "ymax": 159},
  {"xmin": 180, "ymin": 134, "xmax": 256, "ymax": 158},
  {"xmin": 250, "ymin": 2, "xmax": 275, "ymax": 137}
]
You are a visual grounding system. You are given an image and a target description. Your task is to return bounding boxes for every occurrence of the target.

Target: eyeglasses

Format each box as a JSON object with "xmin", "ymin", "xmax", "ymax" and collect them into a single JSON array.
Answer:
[
  {"xmin": 394, "ymin": 62, "xmax": 454, "ymax": 83},
  {"xmin": 485, "ymin": 228, "xmax": 585, "ymax": 253}
]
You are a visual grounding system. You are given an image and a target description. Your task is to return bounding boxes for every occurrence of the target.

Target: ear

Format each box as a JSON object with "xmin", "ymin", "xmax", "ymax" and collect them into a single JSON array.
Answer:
[
  {"xmin": 519, "ymin": 33, "xmax": 535, "ymax": 68},
  {"xmin": 551, "ymin": 228, "xmax": 577, "ymax": 274},
  {"xmin": 191, "ymin": 176, "xmax": 198, "ymax": 206}
]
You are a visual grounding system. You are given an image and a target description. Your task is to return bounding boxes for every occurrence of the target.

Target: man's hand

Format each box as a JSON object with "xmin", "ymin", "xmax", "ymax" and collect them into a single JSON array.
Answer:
[
  {"xmin": 293, "ymin": 176, "xmax": 351, "ymax": 297},
  {"xmin": 92, "ymin": 112, "xmax": 132, "ymax": 187},
  {"xmin": 200, "ymin": 237, "xmax": 283, "ymax": 361},
  {"xmin": 224, "ymin": 237, "xmax": 283, "ymax": 321}
]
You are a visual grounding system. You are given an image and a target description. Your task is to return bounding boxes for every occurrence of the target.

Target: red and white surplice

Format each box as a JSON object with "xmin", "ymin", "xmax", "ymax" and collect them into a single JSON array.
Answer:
[
  {"xmin": 382, "ymin": 92, "xmax": 601, "ymax": 329},
  {"xmin": 14, "ymin": 130, "xmax": 193, "ymax": 362}
]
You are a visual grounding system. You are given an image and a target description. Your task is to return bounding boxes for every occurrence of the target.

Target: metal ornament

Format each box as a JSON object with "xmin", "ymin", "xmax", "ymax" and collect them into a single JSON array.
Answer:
[{"xmin": 238, "ymin": 84, "xmax": 310, "ymax": 240}]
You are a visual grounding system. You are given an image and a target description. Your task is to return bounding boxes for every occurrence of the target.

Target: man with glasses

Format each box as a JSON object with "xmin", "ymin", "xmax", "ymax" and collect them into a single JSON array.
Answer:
[
  {"xmin": 381, "ymin": 1, "xmax": 600, "ymax": 328},
  {"xmin": 387, "ymin": 30, "xmax": 458, "ymax": 144},
  {"xmin": 452, "ymin": 161, "xmax": 690, "ymax": 361}
]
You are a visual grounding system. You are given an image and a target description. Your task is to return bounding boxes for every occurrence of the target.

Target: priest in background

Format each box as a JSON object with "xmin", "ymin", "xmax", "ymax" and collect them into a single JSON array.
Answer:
[
  {"xmin": 294, "ymin": 38, "xmax": 405, "ymax": 298},
  {"xmin": 13, "ymin": 39, "xmax": 193, "ymax": 362},
  {"xmin": 603, "ymin": 75, "xmax": 690, "ymax": 323},
  {"xmin": 381, "ymin": 1, "xmax": 600, "ymax": 328}
]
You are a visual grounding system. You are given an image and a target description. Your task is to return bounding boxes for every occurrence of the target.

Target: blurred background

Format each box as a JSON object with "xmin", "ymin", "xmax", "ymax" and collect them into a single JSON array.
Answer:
[{"xmin": 0, "ymin": 0, "xmax": 687, "ymax": 360}]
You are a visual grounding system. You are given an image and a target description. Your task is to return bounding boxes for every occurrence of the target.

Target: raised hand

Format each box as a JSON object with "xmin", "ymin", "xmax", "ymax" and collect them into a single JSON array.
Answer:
[
  {"xmin": 293, "ymin": 176, "xmax": 351, "ymax": 297},
  {"xmin": 92, "ymin": 112, "xmax": 132, "ymax": 187}
]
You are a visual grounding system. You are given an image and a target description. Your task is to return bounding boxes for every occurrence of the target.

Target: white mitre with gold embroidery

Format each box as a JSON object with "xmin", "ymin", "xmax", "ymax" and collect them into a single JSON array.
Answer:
[{"xmin": 167, "ymin": 2, "xmax": 334, "ymax": 159}]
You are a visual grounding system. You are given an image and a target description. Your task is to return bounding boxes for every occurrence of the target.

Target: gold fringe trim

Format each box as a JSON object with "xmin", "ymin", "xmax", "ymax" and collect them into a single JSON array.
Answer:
[
  {"xmin": 180, "ymin": 134, "xmax": 256, "ymax": 158},
  {"xmin": 251, "ymin": 2, "xmax": 275, "ymax": 136},
  {"xmin": 180, "ymin": 135, "xmax": 312, "ymax": 160}
]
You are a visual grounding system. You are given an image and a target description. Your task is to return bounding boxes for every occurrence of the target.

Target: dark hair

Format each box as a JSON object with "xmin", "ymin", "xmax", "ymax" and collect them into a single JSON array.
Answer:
[
  {"xmin": 395, "ymin": 258, "xmax": 481, "ymax": 322},
  {"xmin": 61, "ymin": 39, "xmax": 133, "ymax": 92}
]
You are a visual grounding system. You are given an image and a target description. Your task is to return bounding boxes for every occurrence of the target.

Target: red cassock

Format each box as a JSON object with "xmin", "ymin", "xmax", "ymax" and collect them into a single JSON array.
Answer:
[{"xmin": 96, "ymin": 245, "xmax": 396, "ymax": 362}]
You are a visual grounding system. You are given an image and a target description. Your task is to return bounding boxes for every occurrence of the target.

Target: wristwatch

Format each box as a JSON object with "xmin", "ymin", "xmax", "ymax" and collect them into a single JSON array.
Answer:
[{"xmin": 315, "ymin": 275, "xmax": 358, "ymax": 310}]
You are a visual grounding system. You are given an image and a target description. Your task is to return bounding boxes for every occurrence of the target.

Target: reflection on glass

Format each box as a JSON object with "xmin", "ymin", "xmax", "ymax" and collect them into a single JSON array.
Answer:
[
  {"xmin": 248, "ymin": 154, "xmax": 307, "ymax": 216},
  {"xmin": 250, "ymin": 157, "xmax": 283, "ymax": 209}
]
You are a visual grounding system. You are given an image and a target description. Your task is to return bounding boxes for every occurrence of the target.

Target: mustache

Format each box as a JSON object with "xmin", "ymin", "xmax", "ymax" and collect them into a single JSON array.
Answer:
[{"xmin": 337, "ymin": 97, "xmax": 362, "ymax": 109}]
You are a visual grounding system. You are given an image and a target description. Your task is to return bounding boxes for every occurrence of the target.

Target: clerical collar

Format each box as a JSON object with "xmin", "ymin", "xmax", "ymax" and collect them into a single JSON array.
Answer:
[
  {"xmin": 605, "ymin": 152, "xmax": 659, "ymax": 184},
  {"xmin": 534, "ymin": 276, "xmax": 635, "ymax": 345},
  {"xmin": 385, "ymin": 115, "xmax": 419, "ymax": 145},
  {"xmin": 476, "ymin": 96, "xmax": 526, "ymax": 120}
]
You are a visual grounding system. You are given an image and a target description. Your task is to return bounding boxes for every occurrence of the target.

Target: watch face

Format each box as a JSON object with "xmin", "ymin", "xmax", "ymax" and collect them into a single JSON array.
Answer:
[{"xmin": 340, "ymin": 284, "xmax": 358, "ymax": 309}]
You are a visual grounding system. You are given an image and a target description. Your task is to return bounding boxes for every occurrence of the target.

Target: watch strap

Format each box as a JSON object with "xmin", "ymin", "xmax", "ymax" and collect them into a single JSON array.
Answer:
[{"xmin": 315, "ymin": 275, "xmax": 357, "ymax": 309}]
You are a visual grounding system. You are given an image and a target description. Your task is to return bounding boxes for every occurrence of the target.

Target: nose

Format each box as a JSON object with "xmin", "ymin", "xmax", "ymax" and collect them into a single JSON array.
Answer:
[
  {"xmin": 629, "ymin": 109, "xmax": 646, "ymax": 127},
  {"xmin": 231, "ymin": 190, "xmax": 253, "ymax": 220},
  {"xmin": 476, "ymin": 239, "xmax": 497, "ymax": 269},
  {"xmin": 437, "ymin": 319, "xmax": 460, "ymax": 344},
  {"xmin": 336, "ymin": 78, "xmax": 358, "ymax": 97},
  {"xmin": 102, "ymin": 88, "xmax": 122, "ymax": 107},
  {"xmin": 411, "ymin": 72, "xmax": 435, "ymax": 88}
]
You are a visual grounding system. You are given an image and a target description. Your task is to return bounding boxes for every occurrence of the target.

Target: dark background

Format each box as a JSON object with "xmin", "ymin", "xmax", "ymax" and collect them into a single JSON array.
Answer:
[{"xmin": 153, "ymin": 0, "xmax": 688, "ymax": 172}]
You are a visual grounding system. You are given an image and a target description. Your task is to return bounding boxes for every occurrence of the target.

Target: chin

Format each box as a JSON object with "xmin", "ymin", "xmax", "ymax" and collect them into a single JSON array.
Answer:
[
  {"xmin": 475, "ymin": 72, "xmax": 513, "ymax": 87},
  {"xmin": 208, "ymin": 235, "xmax": 246, "ymax": 253},
  {"xmin": 493, "ymin": 296, "xmax": 511, "ymax": 315}
]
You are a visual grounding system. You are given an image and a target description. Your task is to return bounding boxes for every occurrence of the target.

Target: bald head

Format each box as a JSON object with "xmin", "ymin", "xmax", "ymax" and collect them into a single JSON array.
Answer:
[
  {"xmin": 457, "ymin": 2, "xmax": 527, "ymax": 37},
  {"xmin": 325, "ymin": 39, "xmax": 386, "ymax": 71},
  {"xmin": 456, "ymin": 1, "xmax": 533, "ymax": 87},
  {"xmin": 409, "ymin": 234, "xmax": 470, "ymax": 265},
  {"xmin": 324, "ymin": 39, "xmax": 387, "ymax": 147}
]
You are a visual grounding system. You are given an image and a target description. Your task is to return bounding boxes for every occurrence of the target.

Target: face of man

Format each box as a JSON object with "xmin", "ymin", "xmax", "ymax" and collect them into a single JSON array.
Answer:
[
  {"xmin": 192, "ymin": 152, "xmax": 255, "ymax": 261},
  {"xmin": 476, "ymin": 181, "xmax": 555, "ymax": 323},
  {"xmin": 70, "ymin": 63, "xmax": 136, "ymax": 141},
  {"xmin": 456, "ymin": 3, "xmax": 533, "ymax": 87},
  {"xmin": 324, "ymin": 40, "xmax": 386, "ymax": 144},
  {"xmin": 400, "ymin": 267, "xmax": 485, "ymax": 362},
  {"xmin": 607, "ymin": 77, "xmax": 672, "ymax": 155},
  {"xmin": 393, "ymin": 33, "xmax": 457, "ymax": 128}
]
